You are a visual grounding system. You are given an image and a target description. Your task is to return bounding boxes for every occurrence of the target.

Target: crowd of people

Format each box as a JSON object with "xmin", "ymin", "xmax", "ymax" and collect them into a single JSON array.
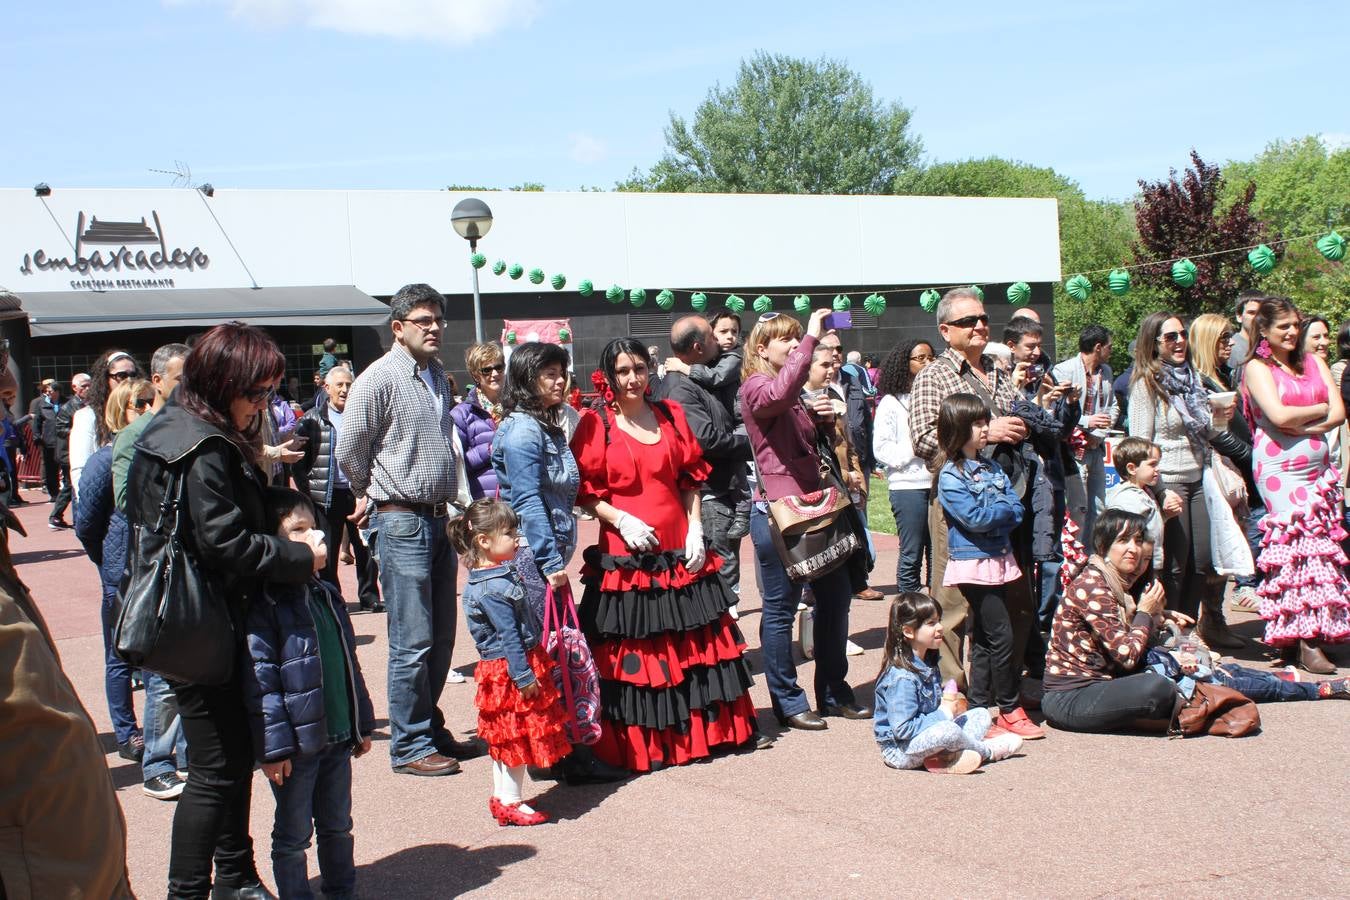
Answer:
[{"xmin": 8, "ymin": 281, "xmax": 1350, "ymax": 898}]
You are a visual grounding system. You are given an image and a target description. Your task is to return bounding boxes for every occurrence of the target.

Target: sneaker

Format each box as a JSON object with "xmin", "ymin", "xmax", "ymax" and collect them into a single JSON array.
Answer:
[
  {"xmin": 446, "ymin": 668, "xmax": 467, "ymax": 684},
  {"xmin": 923, "ymin": 749, "xmax": 982, "ymax": 774},
  {"xmin": 1317, "ymin": 678, "xmax": 1350, "ymax": 700},
  {"xmin": 118, "ymin": 734, "xmax": 145, "ymax": 762},
  {"xmin": 983, "ymin": 732, "xmax": 1024, "ymax": 762},
  {"xmin": 845, "ymin": 640, "xmax": 864, "ymax": 657},
  {"xmin": 994, "ymin": 707, "xmax": 1046, "ymax": 740},
  {"xmin": 143, "ymin": 772, "xmax": 186, "ymax": 800},
  {"xmin": 728, "ymin": 604, "xmax": 740, "ymax": 621}
]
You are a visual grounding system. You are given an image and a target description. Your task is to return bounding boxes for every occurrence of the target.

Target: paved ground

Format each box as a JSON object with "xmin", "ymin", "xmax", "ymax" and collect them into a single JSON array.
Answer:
[{"xmin": 17, "ymin": 488, "xmax": 1350, "ymax": 898}]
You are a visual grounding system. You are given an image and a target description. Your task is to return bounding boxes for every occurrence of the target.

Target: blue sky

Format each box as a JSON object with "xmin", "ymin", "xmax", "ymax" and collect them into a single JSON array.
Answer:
[{"xmin": 5, "ymin": 1, "xmax": 1345, "ymax": 200}]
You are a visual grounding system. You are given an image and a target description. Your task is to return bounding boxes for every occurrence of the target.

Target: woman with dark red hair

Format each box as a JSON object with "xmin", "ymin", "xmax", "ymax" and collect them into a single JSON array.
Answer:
[{"xmin": 126, "ymin": 322, "xmax": 324, "ymax": 899}]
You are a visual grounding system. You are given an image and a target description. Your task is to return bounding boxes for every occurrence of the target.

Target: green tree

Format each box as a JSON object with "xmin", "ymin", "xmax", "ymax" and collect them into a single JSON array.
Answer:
[
  {"xmin": 897, "ymin": 157, "xmax": 1146, "ymax": 367},
  {"xmin": 1222, "ymin": 137, "xmax": 1350, "ymax": 322},
  {"xmin": 619, "ymin": 52, "xmax": 921, "ymax": 194}
]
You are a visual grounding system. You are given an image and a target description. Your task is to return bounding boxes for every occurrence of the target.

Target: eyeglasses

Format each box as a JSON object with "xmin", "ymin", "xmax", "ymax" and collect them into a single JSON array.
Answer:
[
  {"xmin": 477, "ymin": 363, "xmax": 505, "ymax": 377},
  {"xmin": 108, "ymin": 370, "xmax": 134, "ymax": 382},
  {"xmin": 401, "ymin": 316, "xmax": 446, "ymax": 331},
  {"xmin": 944, "ymin": 314, "xmax": 990, "ymax": 329},
  {"xmin": 242, "ymin": 385, "xmax": 276, "ymax": 404},
  {"xmin": 910, "ymin": 353, "xmax": 936, "ymax": 363},
  {"xmin": 1158, "ymin": 331, "xmax": 1187, "ymax": 344}
]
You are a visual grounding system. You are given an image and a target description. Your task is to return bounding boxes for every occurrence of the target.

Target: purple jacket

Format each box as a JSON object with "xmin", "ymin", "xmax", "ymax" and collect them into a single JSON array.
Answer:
[
  {"xmin": 450, "ymin": 387, "xmax": 499, "ymax": 499},
  {"xmin": 741, "ymin": 334, "xmax": 830, "ymax": 501}
]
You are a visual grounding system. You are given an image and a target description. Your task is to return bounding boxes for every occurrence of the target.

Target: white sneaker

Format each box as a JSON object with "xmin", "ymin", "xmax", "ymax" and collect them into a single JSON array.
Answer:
[
  {"xmin": 984, "ymin": 733, "xmax": 1024, "ymax": 762},
  {"xmin": 845, "ymin": 640, "xmax": 864, "ymax": 656},
  {"xmin": 446, "ymin": 668, "xmax": 467, "ymax": 684},
  {"xmin": 728, "ymin": 604, "xmax": 740, "ymax": 620}
]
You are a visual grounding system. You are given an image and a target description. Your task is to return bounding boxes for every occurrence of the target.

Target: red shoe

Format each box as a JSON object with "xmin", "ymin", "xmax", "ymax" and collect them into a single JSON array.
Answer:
[
  {"xmin": 494, "ymin": 800, "xmax": 549, "ymax": 827},
  {"xmin": 994, "ymin": 707, "xmax": 1045, "ymax": 740}
]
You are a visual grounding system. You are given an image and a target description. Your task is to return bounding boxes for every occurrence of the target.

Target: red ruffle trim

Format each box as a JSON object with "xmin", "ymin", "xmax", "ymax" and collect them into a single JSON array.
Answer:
[
  {"xmin": 1255, "ymin": 472, "xmax": 1350, "ymax": 646},
  {"xmin": 590, "ymin": 694, "xmax": 758, "ymax": 772},
  {"xmin": 582, "ymin": 550, "xmax": 727, "ymax": 592},
  {"xmin": 475, "ymin": 645, "xmax": 573, "ymax": 768},
  {"xmin": 590, "ymin": 616, "xmax": 748, "ymax": 688}
]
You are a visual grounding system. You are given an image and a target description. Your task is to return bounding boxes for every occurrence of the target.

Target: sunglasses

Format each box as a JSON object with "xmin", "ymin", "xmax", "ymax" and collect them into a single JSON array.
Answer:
[
  {"xmin": 131, "ymin": 397, "xmax": 153, "ymax": 410},
  {"xmin": 108, "ymin": 370, "xmax": 134, "ymax": 382},
  {"xmin": 478, "ymin": 363, "xmax": 505, "ymax": 377},
  {"xmin": 1158, "ymin": 331, "xmax": 1187, "ymax": 344},
  {"xmin": 944, "ymin": 314, "xmax": 990, "ymax": 329},
  {"xmin": 758, "ymin": 312, "xmax": 782, "ymax": 321},
  {"xmin": 243, "ymin": 385, "xmax": 277, "ymax": 404},
  {"xmin": 1219, "ymin": 333, "xmax": 1235, "ymax": 346}
]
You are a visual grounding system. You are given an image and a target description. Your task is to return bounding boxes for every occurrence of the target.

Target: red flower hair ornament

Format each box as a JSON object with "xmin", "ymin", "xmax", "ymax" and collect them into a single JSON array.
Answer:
[{"xmin": 590, "ymin": 369, "xmax": 615, "ymax": 406}]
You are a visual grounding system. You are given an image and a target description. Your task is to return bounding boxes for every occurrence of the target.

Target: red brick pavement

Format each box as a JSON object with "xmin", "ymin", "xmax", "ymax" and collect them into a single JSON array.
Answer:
[{"xmin": 14, "ymin": 487, "xmax": 1349, "ymax": 898}]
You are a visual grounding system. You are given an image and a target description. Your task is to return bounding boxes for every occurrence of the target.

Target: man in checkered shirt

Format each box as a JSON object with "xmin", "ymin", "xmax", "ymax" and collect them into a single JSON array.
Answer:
[{"xmin": 336, "ymin": 283, "xmax": 481, "ymax": 775}]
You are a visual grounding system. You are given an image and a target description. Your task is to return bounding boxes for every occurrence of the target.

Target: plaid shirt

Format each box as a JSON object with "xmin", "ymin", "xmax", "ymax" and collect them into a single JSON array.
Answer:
[
  {"xmin": 908, "ymin": 347, "xmax": 1020, "ymax": 463},
  {"xmin": 334, "ymin": 342, "xmax": 458, "ymax": 505}
]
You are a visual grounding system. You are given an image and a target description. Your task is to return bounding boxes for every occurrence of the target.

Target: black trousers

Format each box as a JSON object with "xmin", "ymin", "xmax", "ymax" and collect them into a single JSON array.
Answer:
[
  {"xmin": 52, "ymin": 462, "xmax": 72, "ymax": 520},
  {"xmin": 169, "ymin": 674, "xmax": 258, "ymax": 898},
  {"xmin": 1160, "ymin": 477, "xmax": 1212, "ymax": 619},
  {"xmin": 960, "ymin": 583, "xmax": 1018, "ymax": 712},
  {"xmin": 321, "ymin": 487, "xmax": 379, "ymax": 606},
  {"xmin": 1041, "ymin": 672, "xmax": 1179, "ymax": 733}
]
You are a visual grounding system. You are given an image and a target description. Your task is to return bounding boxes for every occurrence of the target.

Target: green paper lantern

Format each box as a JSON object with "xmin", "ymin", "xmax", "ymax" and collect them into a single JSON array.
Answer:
[
  {"xmin": 1006, "ymin": 281, "xmax": 1031, "ymax": 306},
  {"xmin": 864, "ymin": 293, "xmax": 887, "ymax": 316},
  {"xmin": 528, "ymin": 267, "xmax": 545, "ymax": 285},
  {"xmin": 832, "ymin": 294, "xmax": 852, "ymax": 311},
  {"xmin": 919, "ymin": 289, "xmax": 941, "ymax": 312},
  {"xmin": 505, "ymin": 330, "xmax": 517, "ymax": 345},
  {"xmin": 725, "ymin": 294, "xmax": 745, "ymax": 313},
  {"xmin": 1317, "ymin": 231, "xmax": 1346, "ymax": 262},
  {"xmin": 655, "ymin": 289, "xmax": 674, "ymax": 310},
  {"xmin": 470, "ymin": 252, "xmax": 486, "ymax": 269},
  {"xmin": 508, "ymin": 263, "xmax": 523, "ymax": 280},
  {"xmin": 970, "ymin": 284, "xmax": 984, "ymax": 301},
  {"xmin": 1248, "ymin": 244, "xmax": 1276, "ymax": 274},
  {"xmin": 629, "ymin": 288, "xmax": 647, "ymax": 307},
  {"xmin": 491, "ymin": 258, "xmax": 506, "ymax": 275},
  {"xmin": 558, "ymin": 327, "xmax": 571, "ymax": 343},
  {"xmin": 794, "ymin": 294, "xmax": 811, "ymax": 314},
  {"xmin": 1171, "ymin": 258, "xmax": 1198, "ymax": 288},
  {"xmin": 753, "ymin": 295, "xmax": 772, "ymax": 314},
  {"xmin": 1108, "ymin": 268, "xmax": 1131, "ymax": 295},
  {"xmin": 690, "ymin": 292, "xmax": 707, "ymax": 311},
  {"xmin": 1065, "ymin": 274, "xmax": 1092, "ymax": 302},
  {"xmin": 578, "ymin": 279, "xmax": 594, "ymax": 297},
  {"xmin": 550, "ymin": 273, "xmax": 566, "ymax": 290},
  {"xmin": 605, "ymin": 284, "xmax": 624, "ymax": 303}
]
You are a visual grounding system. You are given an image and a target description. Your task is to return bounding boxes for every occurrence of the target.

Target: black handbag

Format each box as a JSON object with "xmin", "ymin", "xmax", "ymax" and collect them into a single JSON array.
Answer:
[{"xmin": 114, "ymin": 462, "xmax": 235, "ymax": 685}]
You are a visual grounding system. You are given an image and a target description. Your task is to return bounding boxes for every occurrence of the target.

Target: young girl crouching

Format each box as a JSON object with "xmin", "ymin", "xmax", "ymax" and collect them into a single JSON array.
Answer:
[
  {"xmin": 449, "ymin": 499, "xmax": 572, "ymax": 826},
  {"xmin": 873, "ymin": 593, "xmax": 1024, "ymax": 774}
]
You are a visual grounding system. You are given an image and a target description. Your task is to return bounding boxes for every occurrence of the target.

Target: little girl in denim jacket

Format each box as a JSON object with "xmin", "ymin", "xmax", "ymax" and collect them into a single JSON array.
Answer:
[
  {"xmin": 874, "ymin": 593, "xmax": 1023, "ymax": 773},
  {"xmin": 450, "ymin": 498, "xmax": 572, "ymax": 827},
  {"xmin": 934, "ymin": 393, "xmax": 1043, "ymax": 740}
]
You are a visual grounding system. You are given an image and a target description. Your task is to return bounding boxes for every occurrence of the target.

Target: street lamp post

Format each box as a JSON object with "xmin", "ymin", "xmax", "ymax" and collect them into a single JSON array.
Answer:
[{"xmin": 450, "ymin": 198, "xmax": 494, "ymax": 342}]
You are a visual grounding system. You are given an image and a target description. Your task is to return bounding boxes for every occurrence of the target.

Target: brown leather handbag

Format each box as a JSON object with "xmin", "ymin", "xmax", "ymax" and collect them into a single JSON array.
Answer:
[
  {"xmin": 1175, "ymin": 682, "xmax": 1260, "ymax": 737},
  {"xmin": 766, "ymin": 442, "xmax": 861, "ymax": 583}
]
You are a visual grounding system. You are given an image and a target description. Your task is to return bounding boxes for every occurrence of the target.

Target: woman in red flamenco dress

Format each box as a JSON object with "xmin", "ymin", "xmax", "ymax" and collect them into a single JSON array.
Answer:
[{"xmin": 570, "ymin": 339, "xmax": 759, "ymax": 771}]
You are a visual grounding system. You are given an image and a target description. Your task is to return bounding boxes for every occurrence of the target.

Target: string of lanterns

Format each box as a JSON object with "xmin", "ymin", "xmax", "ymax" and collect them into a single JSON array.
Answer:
[{"xmin": 472, "ymin": 227, "xmax": 1346, "ymax": 330}]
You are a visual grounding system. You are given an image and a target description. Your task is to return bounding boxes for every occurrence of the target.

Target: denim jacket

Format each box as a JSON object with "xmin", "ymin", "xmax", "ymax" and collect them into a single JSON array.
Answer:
[
  {"xmin": 873, "ymin": 654, "xmax": 948, "ymax": 750},
  {"xmin": 937, "ymin": 457, "xmax": 1024, "ymax": 560},
  {"xmin": 491, "ymin": 412, "xmax": 579, "ymax": 577},
  {"xmin": 462, "ymin": 562, "xmax": 542, "ymax": 689}
]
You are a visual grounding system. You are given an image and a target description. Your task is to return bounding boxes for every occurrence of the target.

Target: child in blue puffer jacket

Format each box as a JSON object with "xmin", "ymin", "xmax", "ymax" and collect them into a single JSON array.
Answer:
[
  {"xmin": 243, "ymin": 487, "xmax": 374, "ymax": 900},
  {"xmin": 934, "ymin": 394, "xmax": 1043, "ymax": 741}
]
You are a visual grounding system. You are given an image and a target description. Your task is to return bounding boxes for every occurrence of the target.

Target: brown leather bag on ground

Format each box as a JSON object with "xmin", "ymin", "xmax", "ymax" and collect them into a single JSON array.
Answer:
[{"xmin": 1175, "ymin": 681, "xmax": 1261, "ymax": 737}]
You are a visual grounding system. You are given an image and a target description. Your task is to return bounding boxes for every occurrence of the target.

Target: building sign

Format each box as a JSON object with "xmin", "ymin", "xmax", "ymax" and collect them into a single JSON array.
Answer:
[{"xmin": 18, "ymin": 210, "xmax": 209, "ymax": 290}]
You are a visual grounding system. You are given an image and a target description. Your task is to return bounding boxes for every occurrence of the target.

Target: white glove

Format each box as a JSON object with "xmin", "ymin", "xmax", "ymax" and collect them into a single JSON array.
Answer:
[
  {"xmin": 614, "ymin": 511, "xmax": 658, "ymax": 553},
  {"xmin": 683, "ymin": 522, "xmax": 706, "ymax": 571}
]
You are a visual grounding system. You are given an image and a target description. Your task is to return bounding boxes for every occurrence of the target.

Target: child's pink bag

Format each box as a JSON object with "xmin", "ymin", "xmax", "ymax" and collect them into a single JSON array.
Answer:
[{"xmin": 542, "ymin": 583, "xmax": 602, "ymax": 745}]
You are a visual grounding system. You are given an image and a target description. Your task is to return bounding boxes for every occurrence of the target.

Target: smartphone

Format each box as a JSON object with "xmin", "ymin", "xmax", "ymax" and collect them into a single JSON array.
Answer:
[{"xmin": 823, "ymin": 311, "xmax": 852, "ymax": 330}]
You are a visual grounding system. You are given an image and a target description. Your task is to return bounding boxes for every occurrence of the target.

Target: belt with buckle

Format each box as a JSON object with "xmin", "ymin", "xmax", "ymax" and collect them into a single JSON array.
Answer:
[{"xmin": 377, "ymin": 500, "xmax": 451, "ymax": 519}]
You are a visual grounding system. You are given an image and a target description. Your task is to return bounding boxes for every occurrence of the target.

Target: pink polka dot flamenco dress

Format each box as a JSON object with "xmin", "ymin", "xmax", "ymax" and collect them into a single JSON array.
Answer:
[{"xmin": 1250, "ymin": 363, "xmax": 1350, "ymax": 668}]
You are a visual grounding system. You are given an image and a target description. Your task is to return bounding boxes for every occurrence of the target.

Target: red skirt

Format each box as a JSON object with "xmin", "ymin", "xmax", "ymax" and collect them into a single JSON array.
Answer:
[{"xmin": 475, "ymin": 645, "xmax": 572, "ymax": 768}]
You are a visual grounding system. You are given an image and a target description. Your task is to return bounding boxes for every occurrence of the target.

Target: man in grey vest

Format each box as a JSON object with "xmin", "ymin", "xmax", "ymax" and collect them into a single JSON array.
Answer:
[{"xmin": 295, "ymin": 365, "xmax": 383, "ymax": 612}]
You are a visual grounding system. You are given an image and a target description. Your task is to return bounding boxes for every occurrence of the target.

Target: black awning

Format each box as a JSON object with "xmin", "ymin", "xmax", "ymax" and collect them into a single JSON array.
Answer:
[{"xmin": 15, "ymin": 286, "xmax": 391, "ymax": 337}]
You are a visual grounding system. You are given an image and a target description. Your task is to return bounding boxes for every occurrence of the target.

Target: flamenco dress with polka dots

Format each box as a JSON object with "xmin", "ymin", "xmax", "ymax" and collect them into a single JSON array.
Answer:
[
  {"xmin": 570, "ymin": 399, "xmax": 757, "ymax": 771},
  {"xmin": 1250, "ymin": 363, "xmax": 1350, "ymax": 646}
]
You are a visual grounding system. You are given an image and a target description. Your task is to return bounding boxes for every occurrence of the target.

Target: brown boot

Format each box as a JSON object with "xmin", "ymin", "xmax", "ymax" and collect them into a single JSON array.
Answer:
[
  {"xmin": 1198, "ymin": 591, "xmax": 1246, "ymax": 650},
  {"xmin": 1297, "ymin": 639, "xmax": 1337, "ymax": 675}
]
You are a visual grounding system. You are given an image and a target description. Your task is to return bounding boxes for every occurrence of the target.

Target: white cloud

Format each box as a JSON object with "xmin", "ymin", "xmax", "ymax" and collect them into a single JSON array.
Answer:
[
  {"xmin": 1321, "ymin": 133, "xmax": 1350, "ymax": 152},
  {"xmin": 568, "ymin": 132, "xmax": 607, "ymax": 165},
  {"xmin": 175, "ymin": 0, "xmax": 541, "ymax": 44}
]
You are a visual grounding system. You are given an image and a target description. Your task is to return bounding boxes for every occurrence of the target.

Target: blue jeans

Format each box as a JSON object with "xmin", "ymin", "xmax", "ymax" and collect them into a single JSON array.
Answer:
[
  {"xmin": 888, "ymin": 488, "xmax": 930, "ymax": 593},
  {"xmin": 1037, "ymin": 487, "xmax": 1067, "ymax": 630},
  {"xmin": 1235, "ymin": 502, "xmax": 1266, "ymax": 589},
  {"xmin": 269, "ymin": 743, "xmax": 355, "ymax": 900},
  {"xmin": 1213, "ymin": 663, "xmax": 1318, "ymax": 702},
  {"xmin": 374, "ymin": 509, "xmax": 457, "ymax": 767},
  {"xmin": 1080, "ymin": 446, "xmax": 1106, "ymax": 541},
  {"xmin": 750, "ymin": 504, "xmax": 856, "ymax": 715},
  {"xmin": 100, "ymin": 584, "xmax": 138, "ymax": 743},
  {"xmin": 142, "ymin": 671, "xmax": 188, "ymax": 781}
]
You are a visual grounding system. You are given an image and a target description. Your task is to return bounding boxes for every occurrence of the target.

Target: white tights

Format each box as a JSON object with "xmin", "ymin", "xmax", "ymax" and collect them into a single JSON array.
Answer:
[{"xmin": 491, "ymin": 759, "xmax": 533, "ymax": 813}]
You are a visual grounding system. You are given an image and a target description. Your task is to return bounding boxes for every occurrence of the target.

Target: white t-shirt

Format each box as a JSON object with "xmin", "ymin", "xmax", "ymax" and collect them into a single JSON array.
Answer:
[
  {"xmin": 69, "ymin": 405, "xmax": 98, "ymax": 504},
  {"xmin": 417, "ymin": 366, "xmax": 444, "ymax": 419}
]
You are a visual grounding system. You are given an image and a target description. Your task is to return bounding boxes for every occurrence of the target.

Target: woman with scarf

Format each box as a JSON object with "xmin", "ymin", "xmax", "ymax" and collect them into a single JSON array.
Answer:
[
  {"xmin": 453, "ymin": 342, "xmax": 507, "ymax": 499},
  {"xmin": 1128, "ymin": 311, "xmax": 1244, "ymax": 645}
]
